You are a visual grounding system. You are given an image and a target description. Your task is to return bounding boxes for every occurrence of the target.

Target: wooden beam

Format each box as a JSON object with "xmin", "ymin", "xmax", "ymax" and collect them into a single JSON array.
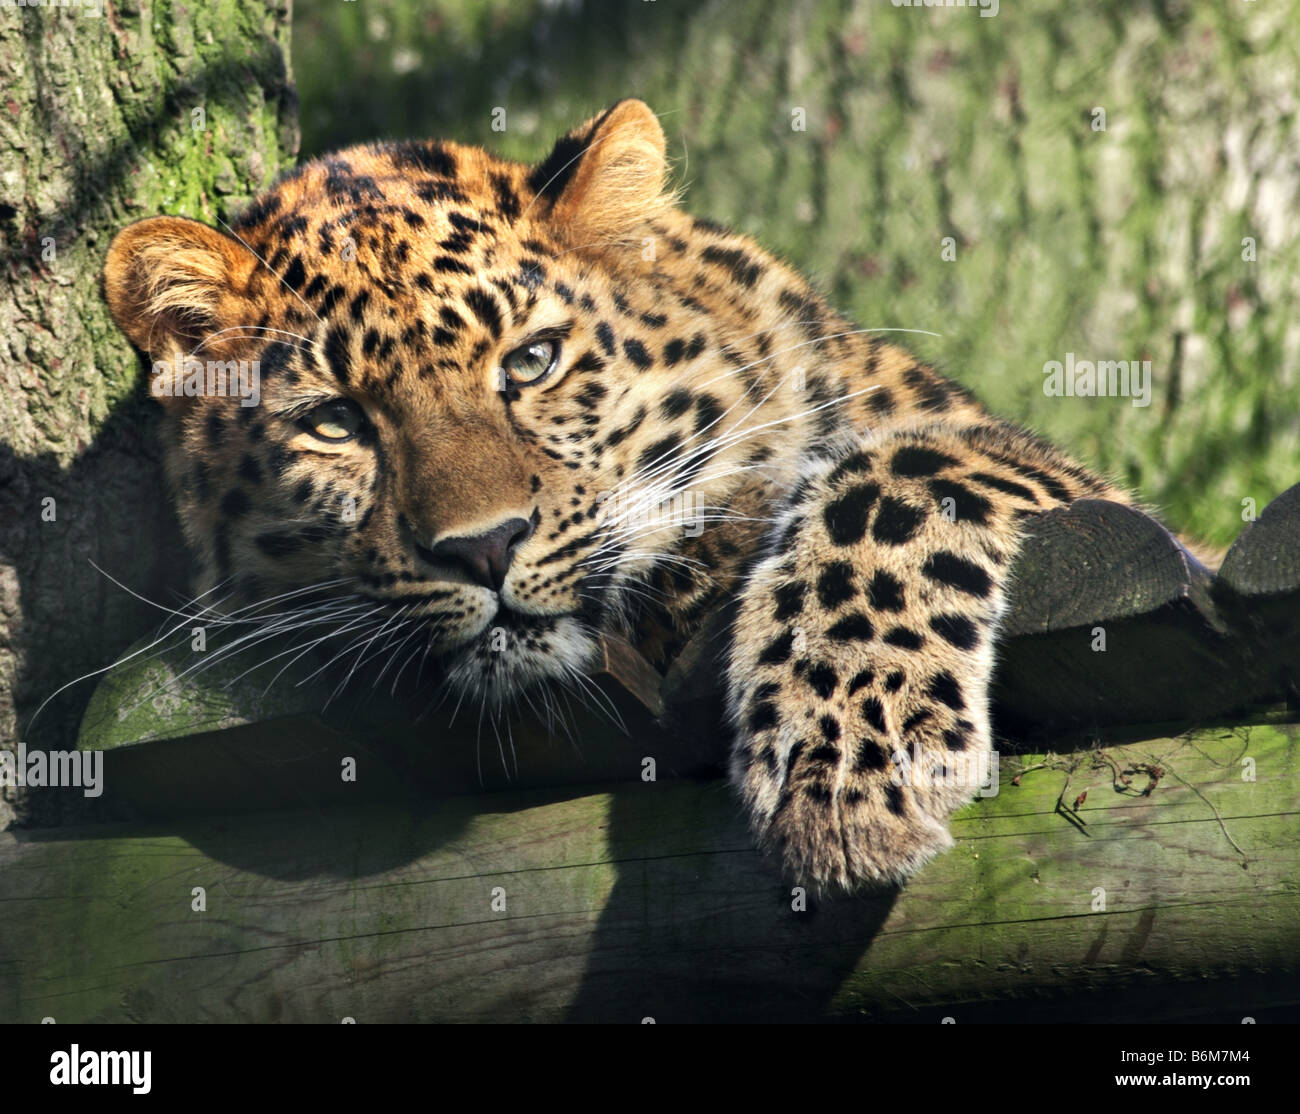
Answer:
[{"xmin": 4, "ymin": 723, "xmax": 1297, "ymax": 1023}]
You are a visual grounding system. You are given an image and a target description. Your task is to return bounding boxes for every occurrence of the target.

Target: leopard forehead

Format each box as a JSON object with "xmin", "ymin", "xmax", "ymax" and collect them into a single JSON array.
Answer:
[{"xmin": 232, "ymin": 140, "xmax": 608, "ymax": 398}]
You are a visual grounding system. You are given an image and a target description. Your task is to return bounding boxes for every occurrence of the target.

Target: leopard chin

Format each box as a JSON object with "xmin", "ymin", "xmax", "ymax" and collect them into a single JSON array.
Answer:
[{"xmin": 438, "ymin": 611, "xmax": 599, "ymax": 707}]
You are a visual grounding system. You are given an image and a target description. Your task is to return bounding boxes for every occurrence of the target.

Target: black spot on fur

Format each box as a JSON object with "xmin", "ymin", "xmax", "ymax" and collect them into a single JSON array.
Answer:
[
  {"xmin": 872, "ymin": 497, "xmax": 925, "ymax": 545},
  {"xmin": 885, "ymin": 670, "xmax": 905, "ymax": 693},
  {"xmin": 942, "ymin": 726, "xmax": 969, "ymax": 751},
  {"xmin": 254, "ymin": 532, "xmax": 302, "ymax": 558},
  {"xmin": 930, "ymin": 613, "xmax": 980, "ymax": 650},
  {"xmin": 283, "ymin": 255, "xmax": 306, "ymax": 291},
  {"xmin": 868, "ymin": 388, "xmax": 896, "ymax": 416},
  {"xmin": 902, "ymin": 709, "xmax": 932, "ymax": 733},
  {"xmin": 885, "ymin": 783, "xmax": 907, "ymax": 815},
  {"xmin": 749, "ymin": 699, "xmax": 779, "ymax": 732},
  {"xmin": 773, "ymin": 582, "xmax": 807, "ymax": 621},
  {"xmin": 829, "ymin": 451, "xmax": 873, "ymax": 483},
  {"xmin": 623, "ymin": 338, "xmax": 653, "ymax": 370},
  {"xmin": 904, "ymin": 365, "xmax": 952, "ymax": 412},
  {"xmin": 856, "ymin": 738, "xmax": 889, "ymax": 771},
  {"xmin": 928, "ymin": 671, "xmax": 965, "ymax": 710},
  {"xmin": 231, "ymin": 192, "xmax": 281, "ymax": 230},
  {"xmin": 661, "ymin": 389, "xmax": 692, "ymax": 419},
  {"xmin": 663, "ymin": 338, "xmax": 687, "ymax": 366},
  {"xmin": 433, "ymin": 256, "xmax": 473, "ymax": 276},
  {"xmin": 823, "ymin": 482, "xmax": 880, "ymax": 546},
  {"xmin": 892, "ymin": 445, "xmax": 959, "ymax": 477},
  {"xmin": 860, "ymin": 696, "xmax": 887, "ymax": 732},
  {"xmin": 923, "ymin": 552, "xmax": 993, "ymax": 598},
  {"xmin": 595, "ymin": 322, "xmax": 616, "ymax": 356},
  {"xmin": 701, "ymin": 245, "xmax": 763, "ymax": 287},
  {"xmin": 492, "ymin": 173, "xmax": 521, "ymax": 221},
  {"xmin": 882, "ymin": 626, "xmax": 925, "ymax": 650},
  {"xmin": 387, "ymin": 140, "xmax": 457, "ymax": 176},
  {"xmin": 323, "ymin": 326, "xmax": 351, "ymax": 384},
  {"xmin": 929, "ymin": 479, "xmax": 992, "ymax": 525},
  {"xmin": 806, "ymin": 663, "xmax": 838, "ymax": 700},
  {"xmin": 463, "ymin": 288, "xmax": 502, "ymax": 338},
  {"xmin": 969, "ymin": 471, "xmax": 1038, "ymax": 502},
  {"xmin": 637, "ymin": 434, "xmax": 682, "ymax": 478},
  {"xmin": 867, "ymin": 570, "xmax": 905, "ymax": 612},
  {"xmin": 807, "ymin": 744, "xmax": 841, "ymax": 767},
  {"xmin": 759, "ymin": 630, "xmax": 795, "ymax": 665},
  {"xmin": 847, "ymin": 669, "xmax": 874, "ymax": 695},
  {"xmin": 827, "ymin": 612, "xmax": 875, "ymax": 642},
  {"xmin": 576, "ymin": 382, "xmax": 607, "ymax": 409},
  {"xmin": 693, "ymin": 394, "xmax": 722, "ymax": 435},
  {"xmin": 816, "ymin": 561, "xmax": 856, "ymax": 609},
  {"xmin": 220, "ymin": 489, "xmax": 251, "ymax": 518}
]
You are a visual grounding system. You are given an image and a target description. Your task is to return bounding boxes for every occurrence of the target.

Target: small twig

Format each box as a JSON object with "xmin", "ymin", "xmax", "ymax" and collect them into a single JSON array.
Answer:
[
  {"xmin": 1053, "ymin": 770, "xmax": 1089, "ymax": 832},
  {"xmin": 1129, "ymin": 761, "xmax": 1166, "ymax": 796},
  {"xmin": 1091, "ymin": 752, "xmax": 1134, "ymax": 793}
]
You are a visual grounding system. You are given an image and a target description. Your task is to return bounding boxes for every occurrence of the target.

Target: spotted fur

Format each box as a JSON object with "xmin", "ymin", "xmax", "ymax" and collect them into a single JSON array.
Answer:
[{"xmin": 105, "ymin": 100, "xmax": 1148, "ymax": 890}]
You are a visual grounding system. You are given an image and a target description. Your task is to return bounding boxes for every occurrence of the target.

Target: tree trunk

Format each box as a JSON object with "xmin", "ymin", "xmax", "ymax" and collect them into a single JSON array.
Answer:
[{"xmin": 0, "ymin": 0, "xmax": 298, "ymax": 828}]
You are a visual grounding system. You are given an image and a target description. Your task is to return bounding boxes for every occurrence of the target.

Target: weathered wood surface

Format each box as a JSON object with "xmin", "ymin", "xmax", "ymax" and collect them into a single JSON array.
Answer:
[
  {"xmin": 992, "ymin": 499, "xmax": 1235, "ymax": 736},
  {"xmin": 2, "ymin": 723, "xmax": 1297, "ymax": 1023},
  {"xmin": 1218, "ymin": 482, "xmax": 1300, "ymax": 706}
]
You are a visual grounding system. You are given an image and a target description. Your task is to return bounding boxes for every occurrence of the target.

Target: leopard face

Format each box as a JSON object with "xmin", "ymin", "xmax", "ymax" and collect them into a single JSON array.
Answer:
[{"xmin": 104, "ymin": 100, "xmax": 848, "ymax": 704}]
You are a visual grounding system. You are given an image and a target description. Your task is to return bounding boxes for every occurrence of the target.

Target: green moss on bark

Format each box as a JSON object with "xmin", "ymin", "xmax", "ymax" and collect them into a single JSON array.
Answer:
[{"xmin": 0, "ymin": 0, "xmax": 298, "ymax": 826}]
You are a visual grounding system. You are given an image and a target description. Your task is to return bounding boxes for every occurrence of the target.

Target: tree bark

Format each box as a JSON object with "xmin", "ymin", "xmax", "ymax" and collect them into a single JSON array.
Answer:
[{"xmin": 0, "ymin": 0, "xmax": 298, "ymax": 827}]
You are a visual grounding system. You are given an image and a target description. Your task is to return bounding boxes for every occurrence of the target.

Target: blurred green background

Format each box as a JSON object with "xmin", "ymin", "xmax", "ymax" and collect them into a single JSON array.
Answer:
[{"xmin": 292, "ymin": 0, "xmax": 1299, "ymax": 546}]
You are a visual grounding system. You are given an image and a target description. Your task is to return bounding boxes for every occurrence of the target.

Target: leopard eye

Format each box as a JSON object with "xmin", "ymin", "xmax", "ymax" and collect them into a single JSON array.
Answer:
[
  {"xmin": 300, "ymin": 399, "xmax": 364, "ymax": 442},
  {"xmin": 501, "ymin": 339, "xmax": 559, "ymax": 387}
]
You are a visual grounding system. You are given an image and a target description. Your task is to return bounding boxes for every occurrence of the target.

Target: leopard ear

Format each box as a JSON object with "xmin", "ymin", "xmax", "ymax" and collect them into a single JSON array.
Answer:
[
  {"xmin": 103, "ymin": 216, "xmax": 260, "ymax": 362},
  {"xmin": 529, "ymin": 99, "xmax": 671, "ymax": 244}
]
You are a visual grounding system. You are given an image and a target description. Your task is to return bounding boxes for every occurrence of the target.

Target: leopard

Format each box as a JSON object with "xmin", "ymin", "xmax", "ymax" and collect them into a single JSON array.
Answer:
[{"xmin": 103, "ymin": 98, "xmax": 1194, "ymax": 892}]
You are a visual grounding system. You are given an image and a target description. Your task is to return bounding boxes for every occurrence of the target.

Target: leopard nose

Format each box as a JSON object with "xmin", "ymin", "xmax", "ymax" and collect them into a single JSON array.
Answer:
[{"xmin": 422, "ymin": 514, "xmax": 535, "ymax": 591}]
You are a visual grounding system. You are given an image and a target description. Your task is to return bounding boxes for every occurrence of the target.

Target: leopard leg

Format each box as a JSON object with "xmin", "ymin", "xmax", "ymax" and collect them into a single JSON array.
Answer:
[{"xmin": 726, "ymin": 421, "xmax": 1097, "ymax": 890}]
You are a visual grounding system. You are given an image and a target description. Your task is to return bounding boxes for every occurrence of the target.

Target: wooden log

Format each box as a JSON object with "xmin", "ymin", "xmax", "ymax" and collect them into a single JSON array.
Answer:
[
  {"xmin": 1217, "ymin": 481, "xmax": 1300, "ymax": 706},
  {"xmin": 3, "ymin": 723, "xmax": 1298, "ymax": 1023},
  {"xmin": 73, "ymin": 628, "xmax": 715, "ymax": 821},
  {"xmin": 992, "ymin": 499, "xmax": 1240, "ymax": 738}
]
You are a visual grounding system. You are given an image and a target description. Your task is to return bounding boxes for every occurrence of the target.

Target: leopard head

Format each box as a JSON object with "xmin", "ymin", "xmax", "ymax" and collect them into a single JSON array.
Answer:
[{"xmin": 103, "ymin": 100, "xmax": 826, "ymax": 706}]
